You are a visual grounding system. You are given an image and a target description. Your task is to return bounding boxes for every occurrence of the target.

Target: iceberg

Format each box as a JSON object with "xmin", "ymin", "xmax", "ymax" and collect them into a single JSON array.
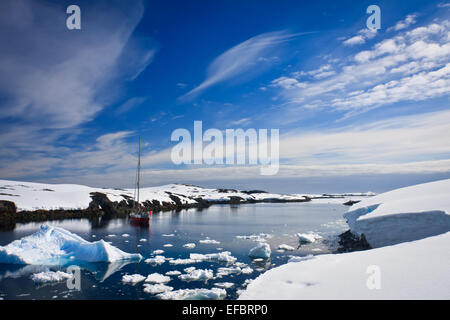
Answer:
[
  {"xmin": 248, "ymin": 242, "xmax": 271, "ymax": 259},
  {"xmin": 0, "ymin": 224, "xmax": 142, "ymax": 265}
]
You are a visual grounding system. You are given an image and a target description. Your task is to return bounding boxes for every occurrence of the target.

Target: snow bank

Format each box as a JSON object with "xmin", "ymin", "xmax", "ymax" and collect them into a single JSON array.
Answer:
[
  {"xmin": 248, "ymin": 243, "xmax": 271, "ymax": 259},
  {"xmin": 240, "ymin": 232, "xmax": 450, "ymax": 299},
  {"xmin": 0, "ymin": 225, "xmax": 142, "ymax": 265},
  {"xmin": 157, "ymin": 288, "xmax": 226, "ymax": 300},
  {"xmin": 345, "ymin": 179, "xmax": 450, "ymax": 248}
]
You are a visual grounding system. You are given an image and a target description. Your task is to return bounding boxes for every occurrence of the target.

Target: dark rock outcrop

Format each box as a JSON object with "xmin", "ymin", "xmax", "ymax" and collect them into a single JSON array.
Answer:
[
  {"xmin": 336, "ymin": 230, "xmax": 371, "ymax": 253},
  {"xmin": 0, "ymin": 200, "xmax": 17, "ymax": 230}
]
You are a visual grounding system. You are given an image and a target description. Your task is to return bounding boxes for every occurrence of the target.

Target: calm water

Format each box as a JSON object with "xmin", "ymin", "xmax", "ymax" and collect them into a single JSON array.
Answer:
[{"xmin": 0, "ymin": 202, "xmax": 349, "ymax": 300}]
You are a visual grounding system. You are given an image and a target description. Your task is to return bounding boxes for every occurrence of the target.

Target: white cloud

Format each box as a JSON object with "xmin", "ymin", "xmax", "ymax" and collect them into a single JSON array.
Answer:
[
  {"xmin": 115, "ymin": 97, "xmax": 147, "ymax": 116},
  {"xmin": 343, "ymin": 29, "xmax": 377, "ymax": 46},
  {"xmin": 178, "ymin": 31, "xmax": 308, "ymax": 101},
  {"xmin": 389, "ymin": 14, "xmax": 417, "ymax": 31},
  {"xmin": 0, "ymin": 0, "xmax": 156, "ymax": 128},
  {"xmin": 271, "ymin": 17, "xmax": 450, "ymax": 116}
]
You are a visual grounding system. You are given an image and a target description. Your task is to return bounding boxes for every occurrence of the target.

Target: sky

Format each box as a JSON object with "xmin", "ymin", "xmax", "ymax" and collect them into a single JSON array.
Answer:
[{"xmin": 0, "ymin": 0, "xmax": 449, "ymax": 193}]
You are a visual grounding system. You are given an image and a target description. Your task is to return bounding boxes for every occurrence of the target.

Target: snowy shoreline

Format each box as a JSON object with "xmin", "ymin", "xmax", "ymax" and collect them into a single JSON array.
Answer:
[
  {"xmin": 240, "ymin": 179, "xmax": 450, "ymax": 299},
  {"xmin": 0, "ymin": 179, "xmax": 373, "ymax": 229}
]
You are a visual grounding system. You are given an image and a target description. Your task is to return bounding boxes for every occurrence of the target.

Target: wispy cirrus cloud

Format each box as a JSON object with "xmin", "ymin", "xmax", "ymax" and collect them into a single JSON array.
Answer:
[
  {"xmin": 178, "ymin": 30, "xmax": 311, "ymax": 102},
  {"xmin": 0, "ymin": 0, "xmax": 156, "ymax": 128}
]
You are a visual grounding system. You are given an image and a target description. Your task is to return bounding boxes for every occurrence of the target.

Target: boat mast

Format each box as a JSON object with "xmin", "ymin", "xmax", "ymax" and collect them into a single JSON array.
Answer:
[{"xmin": 137, "ymin": 136, "xmax": 141, "ymax": 209}]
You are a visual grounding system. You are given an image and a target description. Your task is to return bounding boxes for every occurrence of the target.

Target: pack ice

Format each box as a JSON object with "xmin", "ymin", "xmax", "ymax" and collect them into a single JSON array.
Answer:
[{"xmin": 0, "ymin": 224, "xmax": 142, "ymax": 265}]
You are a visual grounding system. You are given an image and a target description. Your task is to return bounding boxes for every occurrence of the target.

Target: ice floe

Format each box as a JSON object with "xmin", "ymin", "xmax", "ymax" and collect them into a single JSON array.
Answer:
[
  {"xmin": 199, "ymin": 239, "xmax": 220, "ymax": 244},
  {"xmin": 165, "ymin": 270, "xmax": 182, "ymax": 276},
  {"xmin": 145, "ymin": 273, "xmax": 171, "ymax": 284},
  {"xmin": 278, "ymin": 244, "xmax": 295, "ymax": 251},
  {"xmin": 143, "ymin": 283, "xmax": 174, "ymax": 294},
  {"xmin": 144, "ymin": 255, "xmax": 166, "ymax": 265},
  {"xmin": 157, "ymin": 288, "xmax": 226, "ymax": 300},
  {"xmin": 121, "ymin": 274, "xmax": 146, "ymax": 284},
  {"xmin": 178, "ymin": 269, "xmax": 214, "ymax": 282},
  {"xmin": 296, "ymin": 232, "xmax": 322, "ymax": 244},
  {"xmin": 214, "ymin": 282, "xmax": 234, "ymax": 289},
  {"xmin": 182, "ymin": 243, "xmax": 196, "ymax": 249},
  {"xmin": 30, "ymin": 271, "xmax": 72, "ymax": 283},
  {"xmin": 248, "ymin": 242, "xmax": 271, "ymax": 259}
]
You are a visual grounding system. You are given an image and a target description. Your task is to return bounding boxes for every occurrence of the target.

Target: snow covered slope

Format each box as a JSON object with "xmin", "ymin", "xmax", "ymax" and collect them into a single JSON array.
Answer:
[
  {"xmin": 0, "ymin": 179, "xmax": 371, "ymax": 212},
  {"xmin": 344, "ymin": 179, "xmax": 450, "ymax": 248},
  {"xmin": 0, "ymin": 224, "xmax": 142, "ymax": 265},
  {"xmin": 239, "ymin": 231, "xmax": 450, "ymax": 300}
]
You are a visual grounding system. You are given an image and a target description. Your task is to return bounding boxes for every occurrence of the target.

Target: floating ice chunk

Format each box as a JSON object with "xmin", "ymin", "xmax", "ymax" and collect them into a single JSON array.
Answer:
[
  {"xmin": 249, "ymin": 242, "xmax": 271, "ymax": 259},
  {"xmin": 106, "ymin": 234, "xmax": 116, "ymax": 238},
  {"xmin": 157, "ymin": 288, "xmax": 226, "ymax": 300},
  {"xmin": 0, "ymin": 225, "xmax": 142, "ymax": 265},
  {"xmin": 214, "ymin": 282, "xmax": 234, "ymax": 289},
  {"xmin": 183, "ymin": 243, "xmax": 196, "ymax": 249},
  {"xmin": 122, "ymin": 274, "xmax": 146, "ymax": 284},
  {"xmin": 143, "ymin": 283, "xmax": 173, "ymax": 294},
  {"xmin": 145, "ymin": 255, "xmax": 166, "ymax": 265},
  {"xmin": 139, "ymin": 238, "xmax": 147, "ymax": 242},
  {"xmin": 121, "ymin": 234, "xmax": 130, "ymax": 238},
  {"xmin": 189, "ymin": 251, "xmax": 237, "ymax": 264},
  {"xmin": 296, "ymin": 232, "xmax": 322, "ymax": 244},
  {"xmin": 278, "ymin": 244, "xmax": 295, "ymax": 251},
  {"xmin": 162, "ymin": 234, "xmax": 175, "ymax": 237},
  {"xmin": 30, "ymin": 271, "xmax": 72, "ymax": 283},
  {"xmin": 236, "ymin": 233, "xmax": 273, "ymax": 242},
  {"xmin": 234, "ymin": 262, "xmax": 247, "ymax": 268},
  {"xmin": 169, "ymin": 258, "xmax": 199, "ymax": 265},
  {"xmin": 179, "ymin": 269, "xmax": 214, "ymax": 282},
  {"xmin": 184, "ymin": 267, "xmax": 196, "ymax": 273},
  {"xmin": 165, "ymin": 270, "xmax": 182, "ymax": 276},
  {"xmin": 145, "ymin": 273, "xmax": 171, "ymax": 284},
  {"xmin": 199, "ymin": 239, "xmax": 220, "ymax": 244},
  {"xmin": 152, "ymin": 250, "xmax": 164, "ymax": 255},
  {"xmin": 216, "ymin": 266, "xmax": 242, "ymax": 278},
  {"xmin": 163, "ymin": 244, "xmax": 173, "ymax": 247},
  {"xmin": 241, "ymin": 267, "xmax": 254, "ymax": 274}
]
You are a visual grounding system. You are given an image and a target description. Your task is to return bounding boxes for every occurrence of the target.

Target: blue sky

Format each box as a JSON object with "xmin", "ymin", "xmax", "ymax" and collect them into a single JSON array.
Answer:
[{"xmin": 0, "ymin": 0, "xmax": 449, "ymax": 193}]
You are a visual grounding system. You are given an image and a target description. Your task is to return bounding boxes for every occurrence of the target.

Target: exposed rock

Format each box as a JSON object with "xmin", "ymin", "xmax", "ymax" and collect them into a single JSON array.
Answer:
[
  {"xmin": 343, "ymin": 200, "xmax": 361, "ymax": 206},
  {"xmin": 0, "ymin": 200, "xmax": 17, "ymax": 230},
  {"xmin": 336, "ymin": 230, "xmax": 371, "ymax": 253}
]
